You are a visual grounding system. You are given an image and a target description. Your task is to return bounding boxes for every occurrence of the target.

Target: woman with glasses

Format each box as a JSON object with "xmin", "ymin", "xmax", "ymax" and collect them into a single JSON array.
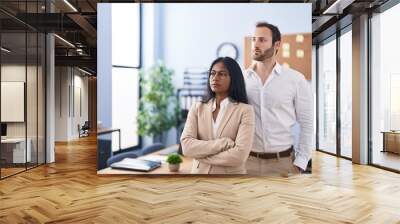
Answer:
[{"xmin": 180, "ymin": 57, "xmax": 255, "ymax": 174}]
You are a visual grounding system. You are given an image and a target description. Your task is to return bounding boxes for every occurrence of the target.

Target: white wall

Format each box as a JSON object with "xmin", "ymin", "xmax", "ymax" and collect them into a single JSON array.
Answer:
[
  {"xmin": 55, "ymin": 67, "xmax": 68, "ymax": 141},
  {"xmin": 73, "ymin": 73, "xmax": 89, "ymax": 137},
  {"xmin": 159, "ymin": 3, "xmax": 311, "ymax": 88},
  {"xmin": 97, "ymin": 3, "xmax": 113, "ymax": 134},
  {"xmin": 54, "ymin": 67, "xmax": 89, "ymax": 141}
]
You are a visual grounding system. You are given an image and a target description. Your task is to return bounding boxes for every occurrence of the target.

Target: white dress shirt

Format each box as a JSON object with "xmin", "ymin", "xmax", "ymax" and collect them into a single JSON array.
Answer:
[
  {"xmin": 211, "ymin": 97, "xmax": 231, "ymax": 138},
  {"xmin": 244, "ymin": 63, "xmax": 314, "ymax": 170}
]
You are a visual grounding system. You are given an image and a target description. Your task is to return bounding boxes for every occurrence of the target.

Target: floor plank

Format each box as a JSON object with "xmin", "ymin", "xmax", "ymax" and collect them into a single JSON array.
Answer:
[
  {"xmin": 1, "ymin": 136, "xmax": 400, "ymax": 223},
  {"xmin": 372, "ymin": 151, "xmax": 400, "ymax": 171}
]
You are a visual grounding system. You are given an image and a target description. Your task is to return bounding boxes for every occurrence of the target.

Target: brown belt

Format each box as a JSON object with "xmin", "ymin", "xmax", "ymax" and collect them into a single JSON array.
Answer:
[{"xmin": 249, "ymin": 146, "xmax": 293, "ymax": 160}]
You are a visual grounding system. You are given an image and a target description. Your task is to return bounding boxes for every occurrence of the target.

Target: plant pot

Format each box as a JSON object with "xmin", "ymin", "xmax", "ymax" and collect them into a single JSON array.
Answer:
[{"xmin": 168, "ymin": 163, "xmax": 180, "ymax": 172}]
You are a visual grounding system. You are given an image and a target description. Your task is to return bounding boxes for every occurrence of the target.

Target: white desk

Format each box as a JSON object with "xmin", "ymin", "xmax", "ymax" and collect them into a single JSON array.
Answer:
[
  {"xmin": 1, "ymin": 138, "xmax": 31, "ymax": 163},
  {"xmin": 98, "ymin": 145, "xmax": 192, "ymax": 175}
]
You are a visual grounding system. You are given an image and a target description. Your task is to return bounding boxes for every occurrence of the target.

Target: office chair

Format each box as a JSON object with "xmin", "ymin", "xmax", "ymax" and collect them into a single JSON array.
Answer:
[
  {"xmin": 78, "ymin": 121, "xmax": 90, "ymax": 138},
  {"xmin": 140, "ymin": 142, "xmax": 166, "ymax": 155}
]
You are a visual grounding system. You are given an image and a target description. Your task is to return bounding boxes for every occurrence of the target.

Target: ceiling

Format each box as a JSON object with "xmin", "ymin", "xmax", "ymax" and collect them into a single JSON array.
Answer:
[
  {"xmin": 311, "ymin": 0, "xmax": 390, "ymax": 43},
  {"xmin": 1, "ymin": 0, "xmax": 99, "ymax": 74}
]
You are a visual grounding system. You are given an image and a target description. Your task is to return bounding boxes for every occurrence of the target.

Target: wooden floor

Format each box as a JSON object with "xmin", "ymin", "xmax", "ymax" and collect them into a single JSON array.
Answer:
[
  {"xmin": 373, "ymin": 151, "xmax": 400, "ymax": 171},
  {"xmin": 1, "ymin": 163, "xmax": 45, "ymax": 178},
  {"xmin": 1, "ymin": 167, "xmax": 26, "ymax": 177},
  {"xmin": 1, "ymin": 136, "xmax": 400, "ymax": 223}
]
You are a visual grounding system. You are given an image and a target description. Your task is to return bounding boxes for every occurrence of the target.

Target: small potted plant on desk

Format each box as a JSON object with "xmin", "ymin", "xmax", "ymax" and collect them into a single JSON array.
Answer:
[{"xmin": 166, "ymin": 153, "xmax": 182, "ymax": 172}]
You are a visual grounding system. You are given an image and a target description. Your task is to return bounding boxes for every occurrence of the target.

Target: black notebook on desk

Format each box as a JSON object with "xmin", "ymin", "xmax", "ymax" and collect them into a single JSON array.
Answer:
[{"xmin": 110, "ymin": 158, "xmax": 161, "ymax": 172}]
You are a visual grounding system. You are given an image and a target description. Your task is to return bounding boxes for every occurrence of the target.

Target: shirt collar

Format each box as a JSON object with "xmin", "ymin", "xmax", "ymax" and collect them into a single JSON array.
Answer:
[
  {"xmin": 245, "ymin": 62, "xmax": 282, "ymax": 77},
  {"xmin": 273, "ymin": 62, "xmax": 282, "ymax": 75},
  {"xmin": 211, "ymin": 97, "xmax": 230, "ymax": 112}
]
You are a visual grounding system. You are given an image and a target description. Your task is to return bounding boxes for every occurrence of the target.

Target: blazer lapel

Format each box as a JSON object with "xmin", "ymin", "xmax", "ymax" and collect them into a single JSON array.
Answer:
[
  {"xmin": 204, "ymin": 101, "xmax": 214, "ymax": 140},
  {"xmin": 216, "ymin": 103, "xmax": 236, "ymax": 138}
]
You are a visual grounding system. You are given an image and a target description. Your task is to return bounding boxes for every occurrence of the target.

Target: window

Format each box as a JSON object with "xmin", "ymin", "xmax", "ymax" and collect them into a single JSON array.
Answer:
[
  {"xmin": 318, "ymin": 36, "xmax": 337, "ymax": 154},
  {"xmin": 339, "ymin": 28, "xmax": 352, "ymax": 158},
  {"xmin": 111, "ymin": 4, "xmax": 141, "ymax": 150},
  {"xmin": 390, "ymin": 74, "xmax": 400, "ymax": 130},
  {"xmin": 112, "ymin": 3, "xmax": 141, "ymax": 68},
  {"xmin": 111, "ymin": 67, "xmax": 139, "ymax": 151},
  {"xmin": 97, "ymin": 3, "xmax": 142, "ymax": 156},
  {"xmin": 371, "ymin": 2, "xmax": 400, "ymax": 171}
]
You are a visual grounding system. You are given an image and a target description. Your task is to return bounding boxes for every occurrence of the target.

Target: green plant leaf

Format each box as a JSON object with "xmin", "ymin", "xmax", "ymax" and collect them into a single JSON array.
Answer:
[
  {"xmin": 166, "ymin": 153, "xmax": 182, "ymax": 164},
  {"xmin": 137, "ymin": 62, "xmax": 180, "ymax": 138}
]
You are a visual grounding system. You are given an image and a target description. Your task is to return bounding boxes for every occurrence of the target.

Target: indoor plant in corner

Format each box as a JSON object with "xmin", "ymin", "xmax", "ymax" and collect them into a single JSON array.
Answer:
[
  {"xmin": 137, "ymin": 62, "xmax": 180, "ymax": 143},
  {"xmin": 166, "ymin": 153, "xmax": 183, "ymax": 172}
]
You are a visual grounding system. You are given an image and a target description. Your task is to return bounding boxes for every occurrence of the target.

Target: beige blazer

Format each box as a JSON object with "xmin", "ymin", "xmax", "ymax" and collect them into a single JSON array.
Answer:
[{"xmin": 180, "ymin": 100, "xmax": 255, "ymax": 174}]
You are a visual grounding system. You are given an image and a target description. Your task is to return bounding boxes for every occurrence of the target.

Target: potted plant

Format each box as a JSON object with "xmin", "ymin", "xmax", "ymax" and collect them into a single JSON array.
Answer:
[
  {"xmin": 166, "ymin": 153, "xmax": 183, "ymax": 172},
  {"xmin": 137, "ymin": 62, "xmax": 180, "ymax": 143}
]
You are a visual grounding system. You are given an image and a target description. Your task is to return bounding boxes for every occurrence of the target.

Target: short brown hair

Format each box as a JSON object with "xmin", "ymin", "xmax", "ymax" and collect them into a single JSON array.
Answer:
[{"xmin": 256, "ymin": 22, "xmax": 281, "ymax": 44}]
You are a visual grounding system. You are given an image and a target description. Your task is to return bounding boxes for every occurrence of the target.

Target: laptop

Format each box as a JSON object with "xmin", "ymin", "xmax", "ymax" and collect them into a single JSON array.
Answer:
[{"xmin": 110, "ymin": 158, "xmax": 161, "ymax": 172}]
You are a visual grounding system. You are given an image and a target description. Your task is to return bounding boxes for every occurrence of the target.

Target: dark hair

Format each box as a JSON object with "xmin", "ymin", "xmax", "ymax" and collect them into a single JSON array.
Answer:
[
  {"xmin": 202, "ymin": 57, "xmax": 248, "ymax": 104},
  {"xmin": 256, "ymin": 21, "xmax": 281, "ymax": 44}
]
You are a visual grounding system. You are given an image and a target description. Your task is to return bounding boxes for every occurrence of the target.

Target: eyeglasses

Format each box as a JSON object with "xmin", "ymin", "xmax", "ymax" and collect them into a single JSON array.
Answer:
[{"xmin": 209, "ymin": 70, "xmax": 229, "ymax": 79}]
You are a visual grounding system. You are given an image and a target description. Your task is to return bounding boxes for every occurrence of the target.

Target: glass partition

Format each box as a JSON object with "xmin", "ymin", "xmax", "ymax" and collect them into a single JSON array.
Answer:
[
  {"xmin": 1, "ymin": 31, "xmax": 28, "ymax": 177},
  {"xmin": 0, "ymin": 1, "xmax": 46, "ymax": 179}
]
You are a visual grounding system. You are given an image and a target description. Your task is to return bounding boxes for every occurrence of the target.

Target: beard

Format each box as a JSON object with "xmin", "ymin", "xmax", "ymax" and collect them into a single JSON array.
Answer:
[{"xmin": 252, "ymin": 46, "xmax": 275, "ymax": 61}]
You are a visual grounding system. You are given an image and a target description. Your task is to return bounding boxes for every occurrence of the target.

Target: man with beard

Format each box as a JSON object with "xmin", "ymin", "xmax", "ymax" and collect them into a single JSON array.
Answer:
[{"xmin": 244, "ymin": 22, "xmax": 313, "ymax": 176}]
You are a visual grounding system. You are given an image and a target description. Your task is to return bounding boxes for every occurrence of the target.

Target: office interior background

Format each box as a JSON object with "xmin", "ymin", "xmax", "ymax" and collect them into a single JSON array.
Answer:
[
  {"xmin": 0, "ymin": 0, "xmax": 400, "ymax": 222},
  {"xmin": 96, "ymin": 3, "xmax": 312, "ymax": 172},
  {"xmin": 0, "ymin": 0, "xmax": 97, "ymax": 179}
]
